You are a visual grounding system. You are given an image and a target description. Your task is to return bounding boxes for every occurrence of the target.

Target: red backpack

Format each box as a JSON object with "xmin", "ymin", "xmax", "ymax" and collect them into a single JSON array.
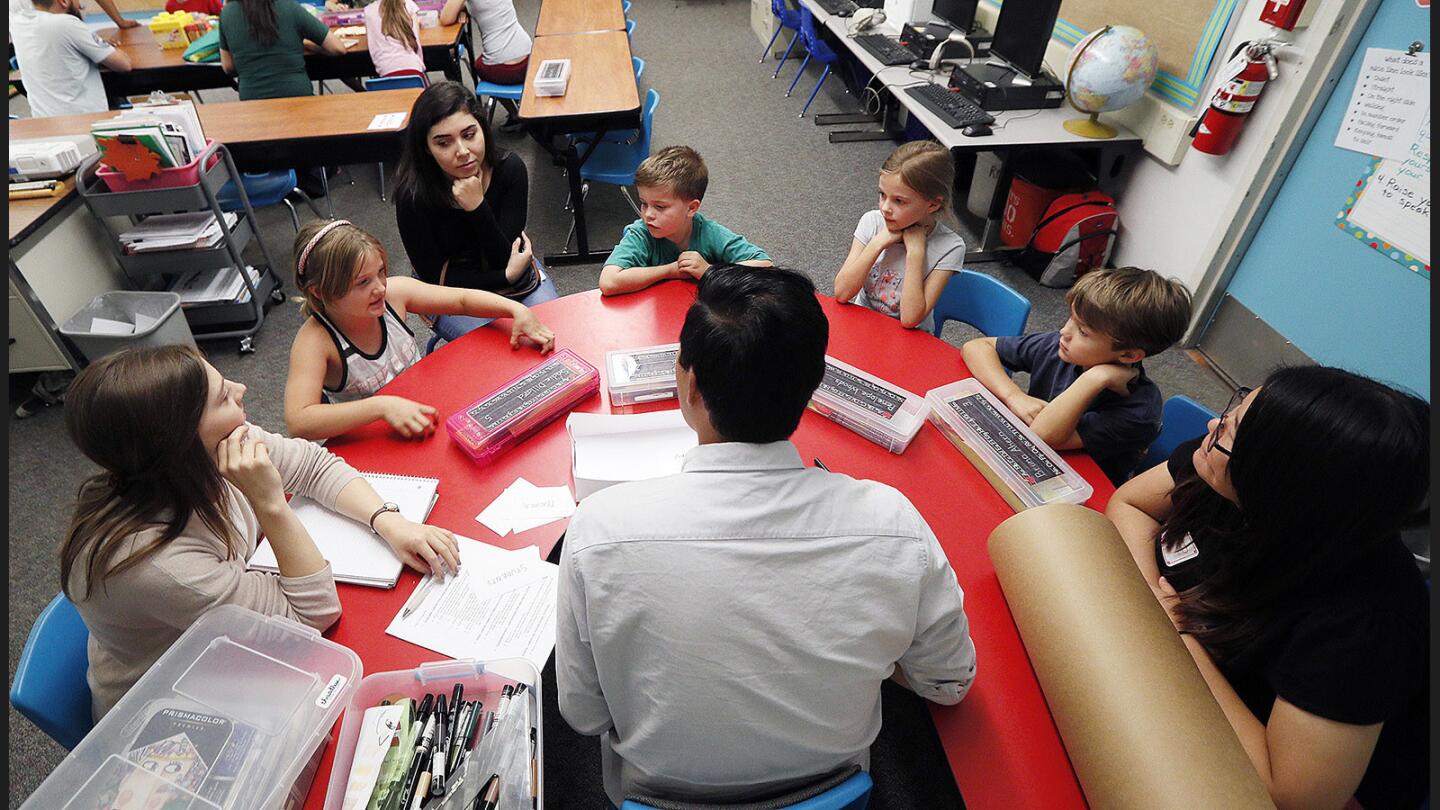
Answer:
[{"xmin": 1016, "ymin": 191, "xmax": 1118, "ymax": 288}]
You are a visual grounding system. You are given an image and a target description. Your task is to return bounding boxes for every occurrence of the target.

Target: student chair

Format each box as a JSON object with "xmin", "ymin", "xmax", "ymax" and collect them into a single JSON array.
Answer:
[
  {"xmin": 623, "ymin": 0, "xmax": 632, "ymax": 13},
  {"xmin": 763, "ymin": 0, "xmax": 804, "ymax": 79},
  {"xmin": 364, "ymin": 74, "xmax": 429, "ymax": 201},
  {"xmin": 217, "ymin": 170, "xmax": 326, "ymax": 233},
  {"xmin": 473, "ymin": 77, "xmax": 525, "ymax": 126},
  {"xmin": 561, "ymin": 88, "xmax": 660, "ymax": 251},
  {"xmin": 620, "ymin": 766, "xmax": 872, "ymax": 810},
  {"xmin": 930, "ymin": 270, "xmax": 1032, "ymax": 339},
  {"xmin": 11, "ymin": 593, "xmax": 94, "ymax": 751},
  {"xmin": 569, "ymin": 57, "xmax": 646, "ymax": 146},
  {"xmin": 785, "ymin": 7, "xmax": 843, "ymax": 118},
  {"xmin": 1139, "ymin": 395, "xmax": 1217, "ymax": 473},
  {"xmin": 627, "ymin": 18, "xmax": 636, "ymax": 40}
]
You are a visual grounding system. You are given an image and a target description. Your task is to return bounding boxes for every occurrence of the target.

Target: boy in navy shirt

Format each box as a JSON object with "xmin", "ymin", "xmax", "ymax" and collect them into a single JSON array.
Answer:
[{"xmin": 962, "ymin": 267, "xmax": 1191, "ymax": 484}]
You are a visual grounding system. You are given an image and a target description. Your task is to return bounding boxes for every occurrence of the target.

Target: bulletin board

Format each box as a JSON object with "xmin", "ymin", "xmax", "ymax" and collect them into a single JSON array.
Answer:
[{"xmin": 983, "ymin": 0, "xmax": 1241, "ymax": 107}]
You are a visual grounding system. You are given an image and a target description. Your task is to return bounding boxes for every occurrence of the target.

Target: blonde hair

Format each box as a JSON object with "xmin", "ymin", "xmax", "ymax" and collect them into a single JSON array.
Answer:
[
  {"xmin": 880, "ymin": 140, "xmax": 955, "ymax": 222},
  {"xmin": 635, "ymin": 145, "xmax": 708, "ymax": 202},
  {"xmin": 292, "ymin": 219, "xmax": 389, "ymax": 318},
  {"xmin": 1066, "ymin": 266, "xmax": 1193, "ymax": 356},
  {"xmin": 379, "ymin": 0, "xmax": 419, "ymax": 53}
]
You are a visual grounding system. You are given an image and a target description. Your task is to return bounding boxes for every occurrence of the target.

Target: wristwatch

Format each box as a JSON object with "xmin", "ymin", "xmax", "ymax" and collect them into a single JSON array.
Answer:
[{"xmin": 367, "ymin": 502, "xmax": 401, "ymax": 534}]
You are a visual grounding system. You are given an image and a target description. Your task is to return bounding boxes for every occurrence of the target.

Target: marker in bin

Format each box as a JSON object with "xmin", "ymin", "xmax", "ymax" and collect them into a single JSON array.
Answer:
[{"xmin": 446, "ymin": 349, "xmax": 600, "ymax": 464}]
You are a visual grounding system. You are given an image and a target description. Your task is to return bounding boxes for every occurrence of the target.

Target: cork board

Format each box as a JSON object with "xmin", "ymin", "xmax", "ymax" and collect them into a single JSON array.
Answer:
[{"xmin": 985, "ymin": 0, "xmax": 1242, "ymax": 108}]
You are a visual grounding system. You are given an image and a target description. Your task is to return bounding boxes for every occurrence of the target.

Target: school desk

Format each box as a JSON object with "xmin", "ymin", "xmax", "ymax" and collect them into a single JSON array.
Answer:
[
  {"xmin": 518, "ymin": 30, "xmax": 641, "ymax": 267},
  {"xmin": 535, "ymin": 0, "xmax": 626, "ymax": 36},
  {"xmin": 94, "ymin": 21, "xmax": 468, "ymax": 97},
  {"xmin": 298, "ymin": 282, "xmax": 1115, "ymax": 809}
]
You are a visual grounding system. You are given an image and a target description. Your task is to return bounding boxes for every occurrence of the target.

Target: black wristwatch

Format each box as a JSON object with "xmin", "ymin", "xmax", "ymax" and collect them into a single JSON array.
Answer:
[{"xmin": 368, "ymin": 502, "xmax": 401, "ymax": 534}]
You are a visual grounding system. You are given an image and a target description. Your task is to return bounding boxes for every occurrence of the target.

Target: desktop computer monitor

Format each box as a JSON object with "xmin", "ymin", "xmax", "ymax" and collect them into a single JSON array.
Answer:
[
  {"xmin": 989, "ymin": 0, "xmax": 1063, "ymax": 78},
  {"xmin": 931, "ymin": 0, "xmax": 979, "ymax": 33}
]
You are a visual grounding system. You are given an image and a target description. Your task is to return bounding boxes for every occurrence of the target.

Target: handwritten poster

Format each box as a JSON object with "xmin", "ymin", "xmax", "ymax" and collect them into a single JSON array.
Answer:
[
  {"xmin": 1334, "ymin": 48, "xmax": 1429, "ymax": 161},
  {"xmin": 1336, "ymin": 110, "xmax": 1431, "ymax": 277}
]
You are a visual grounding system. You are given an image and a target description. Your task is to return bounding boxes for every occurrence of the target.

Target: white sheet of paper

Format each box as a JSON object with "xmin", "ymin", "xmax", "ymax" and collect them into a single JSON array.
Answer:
[
  {"xmin": 1334, "ymin": 48, "xmax": 1430, "ymax": 161},
  {"xmin": 367, "ymin": 112, "xmax": 408, "ymax": 131},
  {"xmin": 89, "ymin": 317, "xmax": 135, "ymax": 335},
  {"xmin": 475, "ymin": 478, "xmax": 575, "ymax": 536},
  {"xmin": 1348, "ymin": 110, "xmax": 1431, "ymax": 265},
  {"xmin": 133, "ymin": 313, "xmax": 160, "ymax": 333}
]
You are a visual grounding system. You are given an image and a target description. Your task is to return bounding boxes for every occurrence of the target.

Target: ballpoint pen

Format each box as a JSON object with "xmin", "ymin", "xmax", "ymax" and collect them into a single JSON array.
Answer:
[
  {"xmin": 448, "ymin": 700, "xmax": 475, "ymax": 774},
  {"xmin": 431, "ymin": 695, "xmax": 449, "ymax": 797},
  {"xmin": 401, "ymin": 576, "xmax": 441, "ymax": 619},
  {"xmin": 449, "ymin": 683, "xmax": 465, "ymax": 741},
  {"xmin": 813, "ymin": 457, "xmax": 830, "ymax": 471}
]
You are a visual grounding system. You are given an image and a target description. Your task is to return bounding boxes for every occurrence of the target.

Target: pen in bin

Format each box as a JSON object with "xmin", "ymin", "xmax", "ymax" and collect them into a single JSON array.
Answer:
[
  {"xmin": 448, "ymin": 700, "xmax": 474, "ymax": 774},
  {"xmin": 450, "ymin": 683, "xmax": 465, "ymax": 740},
  {"xmin": 400, "ymin": 710, "xmax": 437, "ymax": 810},
  {"xmin": 432, "ymin": 695, "xmax": 449, "ymax": 797},
  {"xmin": 473, "ymin": 773, "xmax": 501, "ymax": 810}
]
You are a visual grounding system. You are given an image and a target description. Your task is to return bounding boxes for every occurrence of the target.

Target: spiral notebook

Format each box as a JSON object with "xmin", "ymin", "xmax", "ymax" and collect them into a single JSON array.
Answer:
[{"xmin": 247, "ymin": 472, "xmax": 440, "ymax": 588}]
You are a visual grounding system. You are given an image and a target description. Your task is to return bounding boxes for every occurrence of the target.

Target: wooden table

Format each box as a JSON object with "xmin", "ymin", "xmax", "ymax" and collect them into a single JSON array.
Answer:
[
  {"xmin": 519, "ymin": 30, "xmax": 640, "ymax": 266},
  {"xmin": 535, "ymin": 0, "xmax": 626, "ymax": 35},
  {"xmin": 95, "ymin": 22, "xmax": 467, "ymax": 97},
  {"xmin": 295, "ymin": 283, "xmax": 1110, "ymax": 809},
  {"xmin": 9, "ymin": 178, "xmax": 76, "ymax": 246},
  {"xmin": 9, "ymin": 88, "xmax": 422, "ymax": 170}
]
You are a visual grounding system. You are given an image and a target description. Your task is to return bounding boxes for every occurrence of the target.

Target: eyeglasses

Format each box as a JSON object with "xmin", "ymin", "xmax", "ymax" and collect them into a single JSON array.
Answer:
[{"xmin": 1206, "ymin": 386, "xmax": 1253, "ymax": 457}]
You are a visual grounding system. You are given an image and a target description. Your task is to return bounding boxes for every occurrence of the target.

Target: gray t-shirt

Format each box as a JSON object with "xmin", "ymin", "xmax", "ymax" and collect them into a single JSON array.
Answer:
[
  {"xmin": 11, "ymin": 9, "xmax": 116, "ymax": 117},
  {"xmin": 852, "ymin": 209, "xmax": 966, "ymax": 333}
]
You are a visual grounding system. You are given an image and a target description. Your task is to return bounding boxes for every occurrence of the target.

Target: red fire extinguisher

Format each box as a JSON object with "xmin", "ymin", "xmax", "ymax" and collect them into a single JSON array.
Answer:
[{"xmin": 1191, "ymin": 40, "xmax": 1283, "ymax": 155}]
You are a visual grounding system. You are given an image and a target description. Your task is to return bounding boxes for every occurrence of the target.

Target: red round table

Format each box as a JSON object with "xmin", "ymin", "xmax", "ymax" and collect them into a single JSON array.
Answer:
[{"xmin": 303, "ymin": 282, "xmax": 1114, "ymax": 809}]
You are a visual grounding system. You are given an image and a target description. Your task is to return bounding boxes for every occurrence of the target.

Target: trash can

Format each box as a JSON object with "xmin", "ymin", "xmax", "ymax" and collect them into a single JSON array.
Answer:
[{"xmin": 58, "ymin": 291, "xmax": 196, "ymax": 364}]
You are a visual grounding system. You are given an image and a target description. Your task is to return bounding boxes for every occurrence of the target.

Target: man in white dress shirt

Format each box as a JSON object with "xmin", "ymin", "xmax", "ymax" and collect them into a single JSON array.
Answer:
[{"xmin": 557, "ymin": 264, "xmax": 978, "ymax": 807}]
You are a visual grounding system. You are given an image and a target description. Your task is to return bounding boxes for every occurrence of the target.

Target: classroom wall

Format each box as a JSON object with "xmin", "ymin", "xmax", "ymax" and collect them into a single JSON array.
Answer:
[{"xmin": 1107, "ymin": 0, "xmax": 1357, "ymax": 293}]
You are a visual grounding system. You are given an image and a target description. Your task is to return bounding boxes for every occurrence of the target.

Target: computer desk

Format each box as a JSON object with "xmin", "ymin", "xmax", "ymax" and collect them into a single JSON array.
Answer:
[
  {"xmin": 798, "ymin": 0, "xmax": 1143, "ymax": 262},
  {"xmin": 293, "ymin": 282, "xmax": 1109, "ymax": 809},
  {"xmin": 94, "ymin": 22, "xmax": 469, "ymax": 98},
  {"xmin": 7, "ymin": 89, "xmax": 421, "ymax": 372}
]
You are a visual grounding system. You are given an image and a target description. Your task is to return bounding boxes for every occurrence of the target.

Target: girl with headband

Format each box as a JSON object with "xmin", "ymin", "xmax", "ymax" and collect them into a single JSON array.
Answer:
[
  {"xmin": 61, "ymin": 344, "xmax": 461, "ymax": 718},
  {"xmin": 284, "ymin": 219, "xmax": 555, "ymax": 441}
]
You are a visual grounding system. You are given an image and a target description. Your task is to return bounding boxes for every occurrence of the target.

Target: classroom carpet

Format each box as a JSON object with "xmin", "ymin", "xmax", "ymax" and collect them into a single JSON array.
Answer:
[{"xmin": 7, "ymin": 0, "xmax": 1233, "ymax": 805}]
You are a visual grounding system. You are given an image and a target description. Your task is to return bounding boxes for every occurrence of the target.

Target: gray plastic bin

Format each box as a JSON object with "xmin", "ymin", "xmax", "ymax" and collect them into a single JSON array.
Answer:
[{"xmin": 58, "ymin": 291, "xmax": 196, "ymax": 364}]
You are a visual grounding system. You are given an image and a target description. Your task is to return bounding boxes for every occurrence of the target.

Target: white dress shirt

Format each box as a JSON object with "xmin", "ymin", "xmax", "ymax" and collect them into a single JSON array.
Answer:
[{"xmin": 557, "ymin": 441, "xmax": 977, "ymax": 806}]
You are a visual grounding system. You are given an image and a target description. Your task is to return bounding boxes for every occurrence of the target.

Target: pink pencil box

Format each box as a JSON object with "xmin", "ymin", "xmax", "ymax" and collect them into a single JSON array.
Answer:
[{"xmin": 446, "ymin": 349, "xmax": 599, "ymax": 464}]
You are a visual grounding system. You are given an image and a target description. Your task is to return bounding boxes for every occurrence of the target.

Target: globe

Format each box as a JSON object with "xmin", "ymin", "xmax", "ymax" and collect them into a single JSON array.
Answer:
[{"xmin": 1063, "ymin": 25, "xmax": 1159, "ymax": 139}]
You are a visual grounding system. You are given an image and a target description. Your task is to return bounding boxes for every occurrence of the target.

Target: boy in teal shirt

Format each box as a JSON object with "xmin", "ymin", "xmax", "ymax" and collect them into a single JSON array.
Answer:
[{"xmin": 600, "ymin": 146, "xmax": 772, "ymax": 296}]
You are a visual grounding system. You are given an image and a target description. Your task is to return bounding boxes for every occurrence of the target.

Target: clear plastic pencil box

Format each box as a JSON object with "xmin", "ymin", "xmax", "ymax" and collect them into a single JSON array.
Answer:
[
  {"xmin": 606, "ymin": 342, "xmax": 680, "ymax": 406},
  {"xmin": 21, "ymin": 604, "xmax": 360, "ymax": 810},
  {"xmin": 322, "ymin": 658, "xmax": 544, "ymax": 810},
  {"xmin": 808, "ymin": 355, "xmax": 928, "ymax": 453},
  {"xmin": 925, "ymin": 378, "xmax": 1093, "ymax": 510},
  {"xmin": 446, "ymin": 348, "xmax": 599, "ymax": 465}
]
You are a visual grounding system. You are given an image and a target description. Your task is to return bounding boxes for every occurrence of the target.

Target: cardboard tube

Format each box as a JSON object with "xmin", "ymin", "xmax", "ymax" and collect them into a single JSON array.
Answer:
[{"xmin": 988, "ymin": 504, "xmax": 1274, "ymax": 810}]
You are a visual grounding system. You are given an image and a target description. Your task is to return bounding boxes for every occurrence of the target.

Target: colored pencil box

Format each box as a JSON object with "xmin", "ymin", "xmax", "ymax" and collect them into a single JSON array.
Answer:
[
  {"xmin": 605, "ymin": 343, "xmax": 680, "ymax": 406},
  {"xmin": 808, "ymin": 355, "xmax": 927, "ymax": 453},
  {"xmin": 446, "ymin": 349, "xmax": 599, "ymax": 464}
]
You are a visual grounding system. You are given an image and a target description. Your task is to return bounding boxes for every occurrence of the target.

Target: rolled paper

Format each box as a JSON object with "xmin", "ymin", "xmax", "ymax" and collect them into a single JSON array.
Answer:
[{"xmin": 988, "ymin": 503, "xmax": 1274, "ymax": 810}]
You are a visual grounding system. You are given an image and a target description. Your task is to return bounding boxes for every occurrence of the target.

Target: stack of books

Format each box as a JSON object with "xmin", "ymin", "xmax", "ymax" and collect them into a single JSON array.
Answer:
[
  {"xmin": 118, "ymin": 211, "xmax": 237, "ymax": 254},
  {"xmin": 168, "ymin": 264, "xmax": 262, "ymax": 308}
]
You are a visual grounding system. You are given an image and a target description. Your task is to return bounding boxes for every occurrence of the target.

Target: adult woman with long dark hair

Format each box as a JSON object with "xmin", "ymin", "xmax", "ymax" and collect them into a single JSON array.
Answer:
[
  {"xmin": 1107, "ymin": 365, "xmax": 1429, "ymax": 810},
  {"xmin": 392, "ymin": 81, "xmax": 558, "ymax": 343},
  {"xmin": 60, "ymin": 345, "xmax": 460, "ymax": 718},
  {"xmin": 219, "ymin": 0, "xmax": 348, "ymax": 100}
]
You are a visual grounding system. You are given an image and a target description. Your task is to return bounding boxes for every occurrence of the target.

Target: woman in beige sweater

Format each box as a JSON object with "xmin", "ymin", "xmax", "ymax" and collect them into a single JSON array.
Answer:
[{"xmin": 60, "ymin": 345, "xmax": 461, "ymax": 719}]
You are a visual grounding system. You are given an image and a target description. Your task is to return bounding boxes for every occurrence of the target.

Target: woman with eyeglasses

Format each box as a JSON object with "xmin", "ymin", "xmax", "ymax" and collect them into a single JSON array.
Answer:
[{"xmin": 1106, "ymin": 365, "xmax": 1429, "ymax": 810}]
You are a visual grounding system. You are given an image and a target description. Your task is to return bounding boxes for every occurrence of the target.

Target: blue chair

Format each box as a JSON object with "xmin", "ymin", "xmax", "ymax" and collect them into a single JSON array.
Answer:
[
  {"xmin": 785, "ymin": 6, "xmax": 843, "ymax": 118},
  {"xmin": 561, "ymin": 88, "xmax": 660, "ymax": 251},
  {"xmin": 623, "ymin": 0, "xmax": 631, "ymax": 13},
  {"xmin": 1140, "ymin": 395, "xmax": 1217, "ymax": 472},
  {"xmin": 930, "ymin": 269, "xmax": 1032, "ymax": 339},
  {"xmin": 621, "ymin": 767, "xmax": 872, "ymax": 810},
  {"xmin": 570, "ymin": 57, "xmax": 645, "ymax": 146},
  {"xmin": 11, "ymin": 593, "xmax": 94, "ymax": 751},
  {"xmin": 474, "ymin": 77, "xmax": 524, "ymax": 126},
  {"xmin": 763, "ymin": 0, "xmax": 803, "ymax": 79},
  {"xmin": 217, "ymin": 170, "xmax": 325, "ymax": 232},
  {"xmin": 364, "ymin": 74, "xmax": 429, "ymax": 200},
  {"xmin": 626, "ymin": 17, "xmax": 636, "ymax": 40}
]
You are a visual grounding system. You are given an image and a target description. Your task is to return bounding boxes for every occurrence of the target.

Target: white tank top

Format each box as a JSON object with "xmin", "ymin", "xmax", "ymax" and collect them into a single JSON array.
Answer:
[{"xmin": 314, "ymin": 302, "xmax": 421, "ymax": 403}]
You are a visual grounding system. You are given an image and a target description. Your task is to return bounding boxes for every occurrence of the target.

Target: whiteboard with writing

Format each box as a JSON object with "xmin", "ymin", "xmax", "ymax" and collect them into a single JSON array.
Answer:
[{"xmin": 1342, "ymin": 109, "xmax": 1430, "ymax": 270}]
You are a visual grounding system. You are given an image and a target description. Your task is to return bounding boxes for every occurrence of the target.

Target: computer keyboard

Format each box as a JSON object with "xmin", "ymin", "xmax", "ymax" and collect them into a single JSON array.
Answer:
[
  {"xmin": 813, "ymin": 0, "xmax": 859, "ymax": 16},
  {"xmin": 853, "ymin": 34, "xmax": 920, "ymax": 66},
  {"xmin": 905, "ymin": 84, "xmax": 996, "ymax": 131}
]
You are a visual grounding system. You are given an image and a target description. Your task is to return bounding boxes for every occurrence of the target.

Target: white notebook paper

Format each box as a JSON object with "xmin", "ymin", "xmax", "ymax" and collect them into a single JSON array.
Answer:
[{"xmin": 247, "ymin": 472, "xmax": 440, "ymax": 588}]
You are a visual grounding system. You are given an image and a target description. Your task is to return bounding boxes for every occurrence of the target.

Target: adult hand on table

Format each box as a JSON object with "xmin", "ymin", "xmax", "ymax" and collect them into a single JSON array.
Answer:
[
  {"xmin": 373, "ymin": 513, "xmax": 462, "ymax": 580},
  {"xmin": 376, "ymin": 395, "xmax": 439, "ymax": 439}
]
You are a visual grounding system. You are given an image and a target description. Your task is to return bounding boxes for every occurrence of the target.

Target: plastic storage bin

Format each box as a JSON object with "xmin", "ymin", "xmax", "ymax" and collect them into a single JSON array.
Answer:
[
  {"xmin": 447, "ymin": 349, "xmax": 600, "ymax": 464},
  {"xmin": 19, "ymin": 605, "xmax": 361, "ymax": 810},
  {"xmin": 148, "ymin": 11, "xmax": 195, "ymax": 48},
  {"xmin": 97, "ymin": 138, "xmax": 221, "ymax": 193},
  {"xmin": 809, "ymin": 355, "xmax": 927, "ymax": 453},
  {"xmin": 606, "ymin": 342, "xmax": 680, "ymax": 406},
  {"xmin": 58, "ymin": 290, "xmax": 196, "ymax": 364},
  {"xmin": 925, "ymin": 378, "xmax": 1093, "ymax": 510},
  {"xmin": 323, "ymin": 658, "xmax": 543, "ymax": 810}
]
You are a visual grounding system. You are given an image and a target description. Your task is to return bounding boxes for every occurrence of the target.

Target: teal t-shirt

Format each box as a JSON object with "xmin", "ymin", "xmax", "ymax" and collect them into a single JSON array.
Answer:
[
  {"xmin": 603, "ymin": 212, "xmax": 769, "ymax": 270},
  {"xmin": 219, "ymin": 0, "xmax": 330, "ymax": 100}
]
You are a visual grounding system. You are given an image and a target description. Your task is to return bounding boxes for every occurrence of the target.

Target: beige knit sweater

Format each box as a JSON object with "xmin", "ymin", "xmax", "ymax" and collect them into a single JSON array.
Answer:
[{"xmin": 68, "ymin": 425, "xmax": 359, "ymax": 720}]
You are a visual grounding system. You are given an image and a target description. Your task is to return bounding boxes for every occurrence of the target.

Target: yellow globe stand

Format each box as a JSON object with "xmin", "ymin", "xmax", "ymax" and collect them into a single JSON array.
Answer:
[{"xmin": 1063, "ymin": 26, "xmax": 1120, "ymax": 140}]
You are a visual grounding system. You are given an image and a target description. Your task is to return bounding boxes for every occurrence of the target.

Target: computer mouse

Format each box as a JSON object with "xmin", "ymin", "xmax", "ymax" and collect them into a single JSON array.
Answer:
[{"xmin": 962, "ymin": 123, "xmax": 994, "ymax": 137}]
